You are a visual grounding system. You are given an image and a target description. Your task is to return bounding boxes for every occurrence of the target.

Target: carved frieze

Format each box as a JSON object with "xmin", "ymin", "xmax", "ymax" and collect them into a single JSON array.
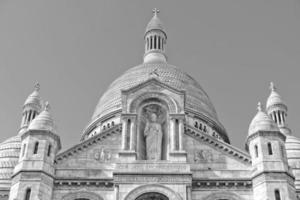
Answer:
[{"xmin": 114, "ymin": 174, "xmax": 191, "ymax": 184}]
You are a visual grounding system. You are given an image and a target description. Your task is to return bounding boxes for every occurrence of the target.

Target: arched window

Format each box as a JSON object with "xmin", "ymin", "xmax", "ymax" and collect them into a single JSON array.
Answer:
[
  {"xmin": 268, "ymin": 142, "xmax": 273, "ymax": 155},
  {"xmin": 254, "ymin": 145, "xmax": 258, "ymax": 158},
  {"xmin": 24, "ymin": 188, "xmax": 31, "ymax": 200},
  {"xmin": 194, "ymin": 121, "xmax": 198, "ymax": 128},
  {"xmin": 47, "ymin": 144, "xmax": 52, "ymax": 157},
  {"xmin": 275, "ymin": 189, "xmax": 281, "ymax": 200},
  {"xmin": 22, "ymin": 144, "xmax": 26, "ymax": 157},
  {"xmin": 112, "ymin": 121, "xmax": 115, "ymax": 126},
  {"xmin": 33, "ymin": 142, "xmax": 39, "ymax": 154},
  {"xmin": 154, "ymin": 35, "xmax": 157, "ymax": 49},
  {"xmin": 199, "ymin": 123, "xmax": 202, "ymax": 130}
]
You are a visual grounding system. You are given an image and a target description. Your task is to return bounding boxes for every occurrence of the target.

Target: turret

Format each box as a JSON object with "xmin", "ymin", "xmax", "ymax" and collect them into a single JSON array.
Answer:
[
  {"xmin": 266, "ymin": 82, "xmax": 291, "ymax": 135},
  {"xmin": 20, "ymin": 83, "xmax": 42, "ymax": 134},
  {"xmin": 246, "ymin": 102, "xmax": 296, "ymax": 200},
  {"xmin": 143, "ymin": 8, "xmax": 167, "ymax": 64},
  {"xmin": 9, "ymin": 102, "xmax": 61, "ymax": 200}
]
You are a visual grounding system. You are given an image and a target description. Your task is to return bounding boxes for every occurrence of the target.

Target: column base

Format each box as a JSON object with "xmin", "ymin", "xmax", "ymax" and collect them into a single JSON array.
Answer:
[
  {"xmin": 118, "ymin": 151, "xmax": 137, "ymax": 162},
  {"xmin": 169, "ymin": 151, "xmax": 187, "ymax": 162}
]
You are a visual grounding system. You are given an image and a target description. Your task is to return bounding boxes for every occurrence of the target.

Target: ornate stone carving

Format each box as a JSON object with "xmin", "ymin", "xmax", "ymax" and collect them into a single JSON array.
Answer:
[
  {"xmin": 94, "ymin": 148, "xmax": 111, "ymax": 162},
  {"xmin": 62, "ymin": 191, "xmax": 103, "ymax": 200},
  {"xmin": 194, "ymin": 149, "xmax": 213, "ymax": 163}
]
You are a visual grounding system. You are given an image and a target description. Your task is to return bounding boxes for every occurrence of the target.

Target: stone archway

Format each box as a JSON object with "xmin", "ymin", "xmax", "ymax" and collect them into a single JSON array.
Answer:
[
  {"xmin": 62, "ymin": 191, "xmax": 103, "ymax": 200},
  {"xmin": 202, "ymin": 191, "xmax": 244, "ymax": 200},
  {"xmin": 136, "ymin": 192, "xmax": 169, "ymax": 200},
  {"xmin": 124, "ymin": 184, "xmax": 182, "ymax": 200}
]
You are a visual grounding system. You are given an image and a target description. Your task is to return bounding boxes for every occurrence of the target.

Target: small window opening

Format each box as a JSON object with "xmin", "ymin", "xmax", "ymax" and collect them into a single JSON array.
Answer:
[
  {"xmin": 254, "ymin": 145, "xmax": 258, "ymax": 158},
  {"xmin": 33, "ymin": 142, "xmax": 39, "ymax": 154},
  {"xmin": 24, "ymin": 188, "xmax": 31, "ymax": 200},
  {"xmin": 268, "ymin": 142, "xmax": 273, "ymax": 155},
  {"xmin": 275, "ymin": 189, "xmax": 281, "ymax": 200},
  {"xmin": 22, "ymin": 144, "xmax": 26, "ymax": 157},
  {"xmin": 194, "ymin": 122, "xmax": 198, "ymax": 128},
  {"xmin": 154, "ymin": 35, "xmax": 157, "ymax": 49},
  {"xmin": 47, "ymin": 144, "xmax": 52, "ymax": 157}
]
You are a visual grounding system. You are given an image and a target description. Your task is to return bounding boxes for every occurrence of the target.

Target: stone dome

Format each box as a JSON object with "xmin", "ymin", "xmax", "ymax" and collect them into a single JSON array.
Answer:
[
  {"xmin": 285, "ymin": 135, "xmax": 300, "ymax": 159},
  {"xmin": 90, "ymin": 63, "xmax": 228, "ymax": 140},
  {"xmin": 0, "ymin": 135, "xmax": 21, "ymax": 185},
  {"xmin": 248, "ymin": 103, "xmax": 279, "ymax": 136},
  {"xmin": 28, "ymin": 102, "xmax": 56, "ymax": 133}
]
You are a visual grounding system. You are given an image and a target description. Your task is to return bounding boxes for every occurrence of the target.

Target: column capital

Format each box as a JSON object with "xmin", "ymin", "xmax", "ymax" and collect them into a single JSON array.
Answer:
[
  {"xmin": 169, "ymin": 113, "xmax": 185, "ymax": 120},
  {"xmin": 121, "ymin": 113, "xmax": 137, "ymax": 120}
]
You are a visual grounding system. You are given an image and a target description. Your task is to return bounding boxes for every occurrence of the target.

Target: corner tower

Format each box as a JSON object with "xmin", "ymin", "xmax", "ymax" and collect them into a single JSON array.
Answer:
[
  {"xmin": 143, "ymin": 8, "xmax": 167, "ymax": 64},
  {"xmin": 247, "ymin": 102, "xmax": 296, "ymax": 200}
]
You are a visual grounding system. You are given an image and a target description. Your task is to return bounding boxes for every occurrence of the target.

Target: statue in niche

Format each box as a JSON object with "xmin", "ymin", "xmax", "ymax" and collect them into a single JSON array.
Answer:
[{"xmin": 143, "ymin": 105, "xmax": 165, "ymax": 160}]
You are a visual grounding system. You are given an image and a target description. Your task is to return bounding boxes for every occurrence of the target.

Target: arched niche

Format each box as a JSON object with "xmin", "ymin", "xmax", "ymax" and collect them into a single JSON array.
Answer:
[
  {"xmin": 124, "ymin": 184, "xmax": 182, "ymax": 200},
  {"xmin": 202, "ymin": 191, "xmax": 244, "ymax": 200},
  {"xmin": 129, "ymin": 92, "xmax": 178, "ymax": 114},
  {"xmin": 62, "ymin": 191, "xmax": 103, "ymax": 200},
  {"xmin": 137, "ymin": 100, "xmax": 169, "ymax": 160}
]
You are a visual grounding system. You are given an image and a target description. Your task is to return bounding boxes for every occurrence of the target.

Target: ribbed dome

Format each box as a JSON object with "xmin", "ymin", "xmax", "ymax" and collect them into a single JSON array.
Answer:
[
  {"xmin": 145, "ymin": 10, "xmax": 165, "ymax": 34},
  {"xmin": 248, "ymin": 103, "xmax": 279, "ymax": 136},
  {"xmin": 28, "ymin": 102, "xmax": 56, "ymax": 133},
  {"xmin": 90, "ymin": 63, "xmax": 227, "ymax": 138},
  {"xmin": 285, "ymin": 135, "xmax": 300, "ymax": 159},
  {"xmin": 266, "ymin": 82, "xmax": 286, "ymax": 110},
  {"xmin": 0, "ymin": 135, "xmax": 21, "ymax": 184}
]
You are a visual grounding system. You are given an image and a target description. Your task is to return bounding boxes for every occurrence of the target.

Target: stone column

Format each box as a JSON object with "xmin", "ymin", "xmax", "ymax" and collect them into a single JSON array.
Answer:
[
  {"xmin": 129, "ymin": 117, "xmax": 136, "ymax": 151},
  {"xmin": 169, "ymin": 118, "xmax": 175, "ymax": 151},
  {"xmin": 179, "ymin": 118, "xmax": 184, "ymax": 151},
  {"xmin": 121, "ymin": 119, "xmax": 128, "ymax": 150}
]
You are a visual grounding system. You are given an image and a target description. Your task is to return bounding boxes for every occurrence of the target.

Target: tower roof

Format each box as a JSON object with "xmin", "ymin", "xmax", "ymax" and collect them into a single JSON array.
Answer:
[
  {"xmin": 28, "ymin": 102, "xmax": 56, "ymax": 133},
  {"xmin": 145, "ymin": 8, "xmax": 166, "ymax": 35},
  {"xmin": 266, "ymin": 82, "xmax": 286, "ymax": 110},
  {"xmin": 248, "ymin": 102, "xmax": 279, "ymax": 136},
  {"xmin": 24, "ymin": 83, "xmax": 42, "ymax": 110}
]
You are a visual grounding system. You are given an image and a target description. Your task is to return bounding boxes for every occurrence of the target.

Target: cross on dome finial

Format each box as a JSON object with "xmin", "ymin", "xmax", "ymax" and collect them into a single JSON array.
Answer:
[
  {"xmin": 257, "ymin": 102, "xmax": 263, "ymax": 112},
  {"xmin": 45, "ymin": 101, "xmax": 50, "ymax": 111},
  {"xmin": 152, "ymin": 8, "xmax": 160, "ymax": 16},
  {"xmin": 270, "ymin": 82, "xmax": 276, "ymax": 91},
  {"xmin": 34, "ymin": 82, "xmax": 40, "ymax": 91}
]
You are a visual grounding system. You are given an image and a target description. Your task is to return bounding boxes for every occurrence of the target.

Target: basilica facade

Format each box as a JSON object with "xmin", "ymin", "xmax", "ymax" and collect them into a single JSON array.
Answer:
[{"xmin": 0, "ymin": 10, "xmax": 300, "ymax": 200}]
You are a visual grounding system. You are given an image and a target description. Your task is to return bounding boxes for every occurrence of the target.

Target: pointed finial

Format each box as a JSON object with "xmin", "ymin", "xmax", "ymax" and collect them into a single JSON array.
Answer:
[
  {"xmin": 257, "ymin": 102, "xmax": 263, "ymax": 112},
  {"xmin": 45, "ymin": 101, "xmax": 50, "ymax": 111},
  {"xmin": 270, "ymin": 82, "xmax": 276, "ymax": 92},
  {"xmin": 34, "ymin": 82, "xmax": 40, "ymax": 91},
  {"xmin": 152, "ymin": 8, "xmax": 160, "ymax": 16}
]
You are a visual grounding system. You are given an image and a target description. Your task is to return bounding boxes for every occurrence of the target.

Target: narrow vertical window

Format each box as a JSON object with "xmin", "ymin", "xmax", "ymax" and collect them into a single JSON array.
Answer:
[
  {"xmin": 274, "ymin": 112, "xmax": 277, "ymax": 123},
  {"xmin": 278, "ymin": 111, "xmax": 281, "ymax": 124},
  {"xmin": 33, "ymin": 142, "xmax": 39, "ymax": 154},
  {"xmin": 154, "ymin": 35, "xmax": 157, "ymax": 49},
  {"xmin": 268, "ymin": 142, "xmax": 273, "ymax": 155},
  {"xmin": 28, "ymin": 111, "xmax": 32, "ymax": 122},
  {"xmin": 158, "ymin": 36, "xmax": 161, "ymax": 49},
  {"xmin": 281, "ymin": 145, "xmax": 285, "ymax": 158},
  {"xmin": 126, "ymin": 119, "xmax": 131, "ymax": 150},
  {"xmin": 150, "ymin": 36, "xmax": 153, "ymax": 49},
  {"xmin": 47, "ymin": 144, "xmax": 52, "ymax": 157},
  {"xmin": 275, "ymin": 189, "xmax": 281, "ymax": 200},
  {"xmin": 24, "ymin": 188, "xmax": 31, "ymax": 200},
  {"xmin": 254, "ymin": 145, "xmax": 258, "ymax": 158},
  {"xmin": 175, "ymin": 119, "xmax": 179, "ymax": 150},
  {"xmin": 22, "ymin": 144, "xmax": 26, "ymax": 157},
  {"xmin": 147, "ymin": 37, "xmax": 149, "ymax": 50}
]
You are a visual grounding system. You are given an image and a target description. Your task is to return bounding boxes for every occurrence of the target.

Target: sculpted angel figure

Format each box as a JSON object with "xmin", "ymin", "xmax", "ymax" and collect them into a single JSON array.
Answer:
[{"xmin": 143, "ymin": 106, "xmax": 165, "ymax": 160}]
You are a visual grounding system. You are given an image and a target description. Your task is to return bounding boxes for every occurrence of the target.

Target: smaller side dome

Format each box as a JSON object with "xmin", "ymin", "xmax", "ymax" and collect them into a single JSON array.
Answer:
[
  {"xmin": 28, "ymin": 102, "xmax": 56, "ymax": 133},
  {"xmin": 24, "ymin": 83, "xmax": 42, "ymax": 110},
  {"xmin": 248, "ymin": 102, "xmax": 279, "ymax": 136},
  {"xmin": 266, "ymin": 82, "xmax": 286, "ymax": 110},
  {"xmin": 145, "ymin": 8, "xmax": 166, "ymax": 35}
]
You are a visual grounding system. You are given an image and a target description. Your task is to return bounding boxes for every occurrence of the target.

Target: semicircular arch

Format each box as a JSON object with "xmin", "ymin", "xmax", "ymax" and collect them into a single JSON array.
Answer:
[
  {"xmin": 202, "ymin": 191, "xmax": 245, "ymax": 200},
  {"xmin": 62, "ymin": 191, "xmax": 103, "ymax": 200},
  {"xmin": 124, "ymin": 184, "xmax": 182, "ymax": 200}
]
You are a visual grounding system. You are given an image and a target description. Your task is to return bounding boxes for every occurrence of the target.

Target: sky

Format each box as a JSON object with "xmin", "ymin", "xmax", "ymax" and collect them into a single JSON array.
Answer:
[{"xmin": 0, "ymin": 0, "xmax": 300, "ymax": 151}]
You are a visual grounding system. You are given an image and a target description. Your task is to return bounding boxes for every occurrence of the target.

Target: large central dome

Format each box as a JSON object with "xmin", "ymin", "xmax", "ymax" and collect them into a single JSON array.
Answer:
[
  {"xmin": 90, "ymin": 63, "xmax": 227, "ymax": 139},
  {"xmin": 84, "ymin": 10, "xmax": 228, "ymax": 142}
]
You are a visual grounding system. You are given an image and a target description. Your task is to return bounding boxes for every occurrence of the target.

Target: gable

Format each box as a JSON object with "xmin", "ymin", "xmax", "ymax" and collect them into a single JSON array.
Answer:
[{"xmin": 184, "ymin": 125, "xmax": 251, "ymax": 171}]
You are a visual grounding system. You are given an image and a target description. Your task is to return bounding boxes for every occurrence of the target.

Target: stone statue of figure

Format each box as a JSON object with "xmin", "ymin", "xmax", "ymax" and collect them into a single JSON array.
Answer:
[{"xmin": 144, "ymin": 112, "xmax": 163, "ymax": 160}]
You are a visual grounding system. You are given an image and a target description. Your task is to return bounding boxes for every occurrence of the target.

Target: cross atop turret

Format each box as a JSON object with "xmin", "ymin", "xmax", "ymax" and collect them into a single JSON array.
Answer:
[{"xmin": 152, "ymin": 8, "xmax": 159, "ymax": 16}]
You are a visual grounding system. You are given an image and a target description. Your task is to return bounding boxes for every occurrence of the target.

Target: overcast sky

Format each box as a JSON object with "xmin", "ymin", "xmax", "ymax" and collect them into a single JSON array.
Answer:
[{"xmin": 0, "ymin": 0, "xmax": 300, "ymax": 151}]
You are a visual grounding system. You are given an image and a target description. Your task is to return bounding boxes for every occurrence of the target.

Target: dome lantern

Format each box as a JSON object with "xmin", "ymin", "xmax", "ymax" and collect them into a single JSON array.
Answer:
[
  {"xmin": 20, "ymin": 83, "xmax": 42, "ymax": 131},
  {"xmin": 266, "ymin": 82, "xmax": 290, "ymax": 134},
  {"xmin": 143, "ymin": 9, "xmax": 167, "ymax": 64}
]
